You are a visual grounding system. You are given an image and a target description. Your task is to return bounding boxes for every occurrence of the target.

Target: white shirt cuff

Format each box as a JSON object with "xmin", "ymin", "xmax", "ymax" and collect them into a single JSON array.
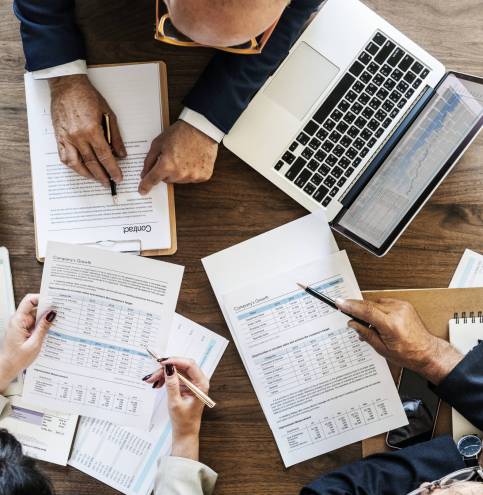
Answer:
[
  {"xmin": 179, "ymin": 108, "xmax": 225, "ymax": 143},
  {"xmin": 32, "ymin": 59, "xmax": 88, "ymax": 80}
]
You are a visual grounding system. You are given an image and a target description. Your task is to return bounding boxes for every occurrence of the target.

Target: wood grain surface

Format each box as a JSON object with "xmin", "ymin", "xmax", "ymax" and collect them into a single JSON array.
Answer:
[{"xmin": 0, "ymin": 1, "xmax": 482, "ymax": 493}]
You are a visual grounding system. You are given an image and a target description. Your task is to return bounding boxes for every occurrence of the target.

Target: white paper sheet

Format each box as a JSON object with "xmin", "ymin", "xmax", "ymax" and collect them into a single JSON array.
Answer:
[
  {"xmin": 448, "ymin": 318, "xmax": 483, "ymax": 441},
  {"xmin": 22, "ymin": 242, "xmax": 183, "ymax": 428},
  {"xmin": 68, "ymin": 313, "xmax": 228, "ymax": 495},
  {"xmin": 202, "ymin": 212, "xmax": 339, "ymax": 426},
  {"xmin": 202, "ymin": 211, "xmax": 338, "ymax": 318},
  {"xmin": 222, "ymin": 251, "xmax": 407, "ymax": 466},
  {"xmin": 449, "ymin": 249, "xmax": 483, "ymax": 288},
  {"xmin": 25, "ymin": 63, "xmax": 172, "ymax": 259},
  {"xmin": 0, "ymin": 397, "xmax": 78, "ymax": 465},
  {"xmin": 449, "ymin": 249, "xmax": 483, "ymax": 440},
  {"xmin": 0, "ymin": 247, "xmax": 23, "ymax": 396}
]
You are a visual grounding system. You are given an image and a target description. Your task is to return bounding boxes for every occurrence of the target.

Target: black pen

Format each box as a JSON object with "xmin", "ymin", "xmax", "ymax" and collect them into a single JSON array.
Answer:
[
  {"xmin": 296, "ymin": 282, "xmax": 372, "ymax": 329},
  {"xmin": 102, "ymin": 113, "xmax": 118, "ymax": 204}
]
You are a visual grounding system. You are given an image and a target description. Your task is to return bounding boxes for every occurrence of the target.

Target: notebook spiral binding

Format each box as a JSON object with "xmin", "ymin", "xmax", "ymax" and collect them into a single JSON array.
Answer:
[{"xmin": 453, "ymin": 311, "xmax": 483, "ymax": 324}]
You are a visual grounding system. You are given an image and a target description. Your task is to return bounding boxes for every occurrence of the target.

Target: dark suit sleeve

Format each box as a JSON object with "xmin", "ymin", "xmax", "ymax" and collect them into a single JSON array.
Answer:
[
  {"xmin": 301, "ymin": 436, "xmax": 464, "ymax": 495},
  {"xmin": 13, "ymin": 0, "xmax": 85, "ymax": 71},
  {"xmin": 183, "ymin": 0, "xmax": 323, "ymax": 133},
  {"xmin": 301, "ymin": 344, "xmax": 483, "ymax": 494},
  {"xmin": 433, "ymin": 341, "xmax": 483, "ymax": 430}
]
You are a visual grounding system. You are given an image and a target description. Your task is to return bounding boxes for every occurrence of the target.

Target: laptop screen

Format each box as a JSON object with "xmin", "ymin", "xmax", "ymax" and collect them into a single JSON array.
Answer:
[{"xmin": 332, "ymin": 72, "xmax": 483, "ymax": 255}]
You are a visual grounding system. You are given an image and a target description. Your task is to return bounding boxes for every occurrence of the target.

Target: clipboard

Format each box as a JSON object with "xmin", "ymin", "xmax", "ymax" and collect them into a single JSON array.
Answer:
[
  {"xmin": 31, "ymin": 61, "xmax": 177, "ymax": 261},
  {"xmin": 361, "ymin": 287, "xmax": 483, "ymax": 457}
]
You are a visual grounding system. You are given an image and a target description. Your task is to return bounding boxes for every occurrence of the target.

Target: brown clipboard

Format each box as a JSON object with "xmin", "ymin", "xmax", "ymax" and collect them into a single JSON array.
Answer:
[
  {"xmin": 33, "ymin": 61, "xmax": 177, "ymax": 261},
  {"xmin": 361, "ymin": 287, "xmax": 483, "ymax": 457}
]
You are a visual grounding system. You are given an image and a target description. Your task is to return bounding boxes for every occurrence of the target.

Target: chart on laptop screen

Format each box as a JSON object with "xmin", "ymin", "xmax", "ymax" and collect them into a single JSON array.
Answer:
[{"xmin": 338, "ymin": 74, "xmax": 483, "ymax": 248}]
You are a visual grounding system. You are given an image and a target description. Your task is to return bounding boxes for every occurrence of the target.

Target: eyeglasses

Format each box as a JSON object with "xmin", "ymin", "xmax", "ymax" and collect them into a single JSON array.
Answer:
[
  {"xmin": 406, "ymin": 466, "xmax": 483, "ymax": 494},
  {"xmin": 154, "ymin": 0, "xmax": 280, "ymax": 54}
]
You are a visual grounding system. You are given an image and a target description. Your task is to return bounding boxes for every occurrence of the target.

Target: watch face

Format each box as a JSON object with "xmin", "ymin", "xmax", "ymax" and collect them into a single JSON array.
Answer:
[{"xmin": 458, "ymin": 435, "xmax": 482, "ymax": 457}]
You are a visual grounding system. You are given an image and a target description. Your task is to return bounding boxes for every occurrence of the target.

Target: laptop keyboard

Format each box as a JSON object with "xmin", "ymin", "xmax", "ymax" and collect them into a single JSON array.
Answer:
[{"xmin": 274, "ymin": 31, "xmax": 430, "ymax": 207}]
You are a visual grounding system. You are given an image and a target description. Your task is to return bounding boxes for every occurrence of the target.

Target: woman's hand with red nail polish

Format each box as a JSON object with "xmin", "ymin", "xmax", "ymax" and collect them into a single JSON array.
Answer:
[
  {"xmin": 0, "ymin": 294, "xmax": 56, "ymax": 393},
  {"xmin": 147, "ymin": 357, "xmax": 210, "ymax": 461}
]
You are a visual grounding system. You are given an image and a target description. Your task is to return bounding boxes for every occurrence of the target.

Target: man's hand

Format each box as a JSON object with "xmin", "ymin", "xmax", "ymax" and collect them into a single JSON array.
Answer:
[
  {"xmin": 336, "ymin": 298, "xmax": 463, "ymax": 385},
  {"xmin": 138, "ymin": 120, "xmax": 218, "ymax": 195},
  {"xmin": 49, "ymin": 74, "xmax": 126, "ymax": 185}
]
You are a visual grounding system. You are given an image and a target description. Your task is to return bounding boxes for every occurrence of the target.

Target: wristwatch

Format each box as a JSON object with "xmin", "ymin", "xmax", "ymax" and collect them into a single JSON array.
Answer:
[{"xmin": 457, "ymin": 434, "xmax": 482, "ymax": 467}]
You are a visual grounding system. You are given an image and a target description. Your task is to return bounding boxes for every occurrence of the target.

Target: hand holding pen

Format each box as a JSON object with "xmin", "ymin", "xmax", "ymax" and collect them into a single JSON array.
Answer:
[
  {"xmin": 143, "ymin": 355, "xmax": 212, "ymax": 461},
  {"xmin": 144, "ymin": 351, "xmax": 215, "ymax": 408},
  {"xmin": 297, "ymin": 283, "xmax": 372, "ymax": 329},
  {"xmin": 102, "ymin": 113, "xmax": 119, "ymax": 204}
]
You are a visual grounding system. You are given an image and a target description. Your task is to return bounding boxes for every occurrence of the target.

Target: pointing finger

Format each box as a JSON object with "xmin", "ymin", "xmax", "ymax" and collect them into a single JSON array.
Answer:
[
  {"xmin": 336, "ymin": 298, "xmax": 387, "ymax": 329},
  {"xmin": 138, "ymin": 157, "xmax": 167, "ymax": 195}
]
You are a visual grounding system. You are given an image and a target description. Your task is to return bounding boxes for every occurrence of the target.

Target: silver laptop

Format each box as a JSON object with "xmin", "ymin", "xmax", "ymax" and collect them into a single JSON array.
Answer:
[{"xmin": 224, "ymin": 0, "xmax": 483, "ymax": 256}]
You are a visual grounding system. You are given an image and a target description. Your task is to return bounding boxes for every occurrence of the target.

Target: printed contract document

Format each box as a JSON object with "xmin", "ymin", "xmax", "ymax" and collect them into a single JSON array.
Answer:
[
  {"xmin": 223, "ymin": 251, "xmax": 407, "ymax": 466},
  {"xmin": 22, "ymin": 242, "xmax": 183, "ymax": 428},
  {"xmin": 25, "ymin": 63, "xmax": 173, "ymax": 259}
]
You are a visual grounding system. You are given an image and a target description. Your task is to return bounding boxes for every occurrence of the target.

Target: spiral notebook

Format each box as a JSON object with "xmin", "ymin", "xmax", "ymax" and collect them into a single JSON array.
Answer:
[{"xmin": 449, "ymin": 312, "xmax": 483, "ymax": 440}]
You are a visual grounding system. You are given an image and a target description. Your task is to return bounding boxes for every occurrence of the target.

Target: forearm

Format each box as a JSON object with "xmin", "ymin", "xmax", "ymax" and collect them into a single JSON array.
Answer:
[
  {"xmin": 0, "ymin": 357, "xmax": 20, "ymax": 395},
  {"xmin": 171, "ymin": 434, "xmax": 200, "ymax": 462}
]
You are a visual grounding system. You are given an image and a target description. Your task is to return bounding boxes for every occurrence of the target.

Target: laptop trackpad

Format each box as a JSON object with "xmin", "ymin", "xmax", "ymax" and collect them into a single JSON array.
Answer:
[{"xmin": 264, "ymin": 41, "xmax": 339, "ymax": 120}]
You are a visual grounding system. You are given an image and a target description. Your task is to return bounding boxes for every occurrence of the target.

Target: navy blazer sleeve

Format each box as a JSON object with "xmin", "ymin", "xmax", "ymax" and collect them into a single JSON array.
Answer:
[
  {"xmin": 301, "ymin": 343, "xmax": 483, "ymax": 495},
  {"xmin": 183, "ymin": 0, "xmax": 323, "ymax": 133},
  {"xmin": 13, "ymin": 0, "xmax": 85, "ymax": 71}
]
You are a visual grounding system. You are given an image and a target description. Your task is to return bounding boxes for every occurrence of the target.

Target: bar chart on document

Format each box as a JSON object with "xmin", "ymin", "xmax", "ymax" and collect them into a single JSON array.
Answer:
[{"xmin": 224, "ymin": 251, "xmax": 407, "ymax": 466}]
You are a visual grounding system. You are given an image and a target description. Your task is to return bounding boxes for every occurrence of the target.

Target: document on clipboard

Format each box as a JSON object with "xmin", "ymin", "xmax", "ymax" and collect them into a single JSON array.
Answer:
[{"xmin": 24, "ymin": 62, "xmax": 177, "ymax": 261}]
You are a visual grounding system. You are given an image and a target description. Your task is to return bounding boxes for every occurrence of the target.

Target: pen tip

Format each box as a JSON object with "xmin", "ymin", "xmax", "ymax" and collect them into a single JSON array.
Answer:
[
  {"xmin": 112, "ymin": 195, "xmax": 118, "ymax": 205},
  {"xmin": 296, "ymin": 282, "xmax": 307, "ymax": 290}
]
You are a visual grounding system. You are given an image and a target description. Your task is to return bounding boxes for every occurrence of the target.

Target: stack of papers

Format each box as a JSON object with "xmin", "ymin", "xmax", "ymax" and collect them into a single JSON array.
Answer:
[
  {"xmin": 202, "ymin": 211, "xmax": 407, "ymax": 466},
  {"xmin": 68, "ymin": 314, "xmax": 228, "ymax": 495},
  {"xmin": 11, "ymin": 241, "xmax": 227, "ymax": 490},
  {"xmin": 23, "ymin": 242, "xmax": 184, "ymax": 428}
]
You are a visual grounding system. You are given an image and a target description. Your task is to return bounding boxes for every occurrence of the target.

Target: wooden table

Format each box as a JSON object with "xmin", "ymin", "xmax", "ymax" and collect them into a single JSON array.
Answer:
[{"xmin": 0, "ymin": 1, "xmax": 482, "ymax": 493}]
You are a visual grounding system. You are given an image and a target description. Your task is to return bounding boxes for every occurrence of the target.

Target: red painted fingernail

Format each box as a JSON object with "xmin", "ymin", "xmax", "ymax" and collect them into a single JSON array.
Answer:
[
  {"xmin": 142, "ymin": 374, "xmax": 152, "ymax": 381},
  {"xmin": 152, "ymin": 380, "xmax": 159, "ymax": 388},
  {"xmin": 165, "ymin": 364, "xmax": 175, "ymax": 376},
  {"xmin": 157, "ymin": 357, "xmax": 170, "ymax": 363},
  {"xmin": 46, "ymin": 311, "xmax": 57, "ymax": 323}
]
